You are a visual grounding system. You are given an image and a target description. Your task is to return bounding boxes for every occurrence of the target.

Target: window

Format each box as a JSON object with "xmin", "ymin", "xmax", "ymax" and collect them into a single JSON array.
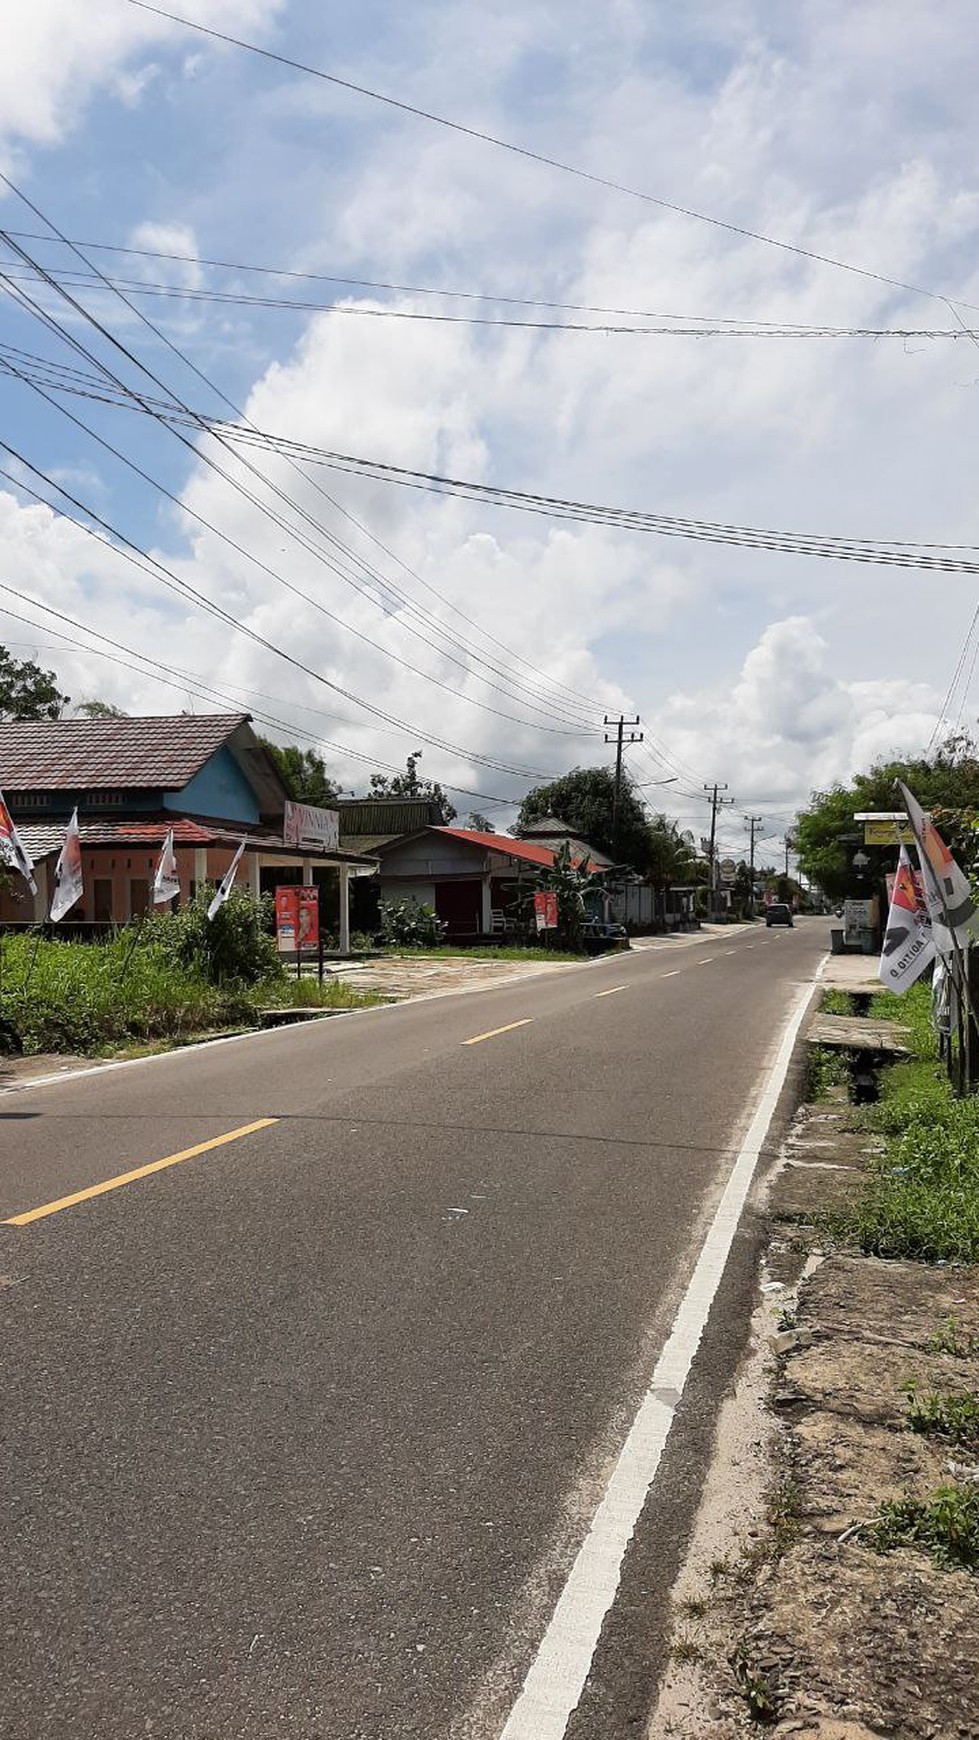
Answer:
[{"xmin": 93, "ymin": 880, "xmax": 113, "ymax": 924}]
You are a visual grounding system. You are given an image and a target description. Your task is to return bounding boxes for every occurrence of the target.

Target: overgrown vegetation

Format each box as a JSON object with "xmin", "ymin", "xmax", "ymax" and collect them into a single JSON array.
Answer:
[
  {"xmin": 805, "ymin": 1042, "xmax": 849, "ymax": 1099},
  {"xmin": 822, "ymin": 982, "xmax": 979, "ymax": 1263},
  {"xmin": 868, "ymin": 1484, "xmax": 979, "ymax": 1572},
  {"xmin": 0, "ymin": 890, "xmax": 378, "ymax": 1055}
]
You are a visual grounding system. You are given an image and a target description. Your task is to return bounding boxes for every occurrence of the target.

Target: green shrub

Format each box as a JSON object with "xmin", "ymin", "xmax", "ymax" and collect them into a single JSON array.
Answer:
[
  {"xmin": 145, "ymin": 888, "xmax": 281, "ymax": 985},
  {"xmin": 378, "ymin": 898, "xmax": 446, "ymax": 947}
]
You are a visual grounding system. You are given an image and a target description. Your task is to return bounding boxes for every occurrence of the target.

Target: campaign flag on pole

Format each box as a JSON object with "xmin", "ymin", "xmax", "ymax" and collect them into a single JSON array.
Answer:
[
  {"xmin": 152, "ymin": 828, "xmax": 181, "ymax": 906},
  {"xmin": 206, "ymin": 840, "xmax": 246, "ymax": 921},
  {"xmin": 878, "ymin": 846, "xmax": 935, "ymax": 993},
  {"xmin": 0, "ymin": 788, "xmax": 36, "ymax": 894},
  {"xmin": 897, "ymin": 781, "xmax": 978, "ymax": 956},
  {"xmin": 50, "ymin": 808, "xmax": 84, "ymax": 923}
]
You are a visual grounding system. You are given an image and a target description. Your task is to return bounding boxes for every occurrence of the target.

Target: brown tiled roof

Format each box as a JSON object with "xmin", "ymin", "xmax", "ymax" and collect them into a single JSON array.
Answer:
[{"xmin": 0, "ymin": 714, "xmax": 249, "ymax": 790}]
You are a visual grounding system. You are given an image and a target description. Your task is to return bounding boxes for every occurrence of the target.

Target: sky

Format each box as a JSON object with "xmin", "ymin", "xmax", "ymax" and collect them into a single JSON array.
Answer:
[{"xmin": 2, "ymin": 0, "xmax": 978, "ymax": 863}]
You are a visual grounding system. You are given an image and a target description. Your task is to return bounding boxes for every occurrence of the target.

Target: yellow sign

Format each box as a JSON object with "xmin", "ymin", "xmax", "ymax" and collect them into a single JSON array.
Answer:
[{"xmin": 864, "ymin": 820, "xmax": 915, "ymax": 846}]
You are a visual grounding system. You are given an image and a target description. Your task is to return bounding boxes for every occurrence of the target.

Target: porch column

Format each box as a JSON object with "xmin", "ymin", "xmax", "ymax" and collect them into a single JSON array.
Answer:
[
  {"xmin": 301, "ymin": 857, "xmax": 313, "ymax": 885},
  {"xmin": 338, "ymin": 865, "xmax": 351, "ymax": 957},
  {"xmin": 249, "ymin": 852, "xmax": 262, "ymax": 901},
  {"xmin": 481, "ymin": 873, "xmax": 493, "ymax": 936},
  {"xmin": 194, "ymin": 847, "xmax": 207, "ymax": 896}
]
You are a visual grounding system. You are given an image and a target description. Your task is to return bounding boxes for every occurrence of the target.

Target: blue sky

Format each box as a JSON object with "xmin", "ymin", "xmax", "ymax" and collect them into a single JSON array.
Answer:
[{"xmin": 2, "ymin": 0, "xmax": 979, "ymax": 852}]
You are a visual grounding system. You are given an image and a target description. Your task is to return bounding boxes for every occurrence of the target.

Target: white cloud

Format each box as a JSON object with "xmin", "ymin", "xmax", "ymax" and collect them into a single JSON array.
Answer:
[{"xmin": 0, "ymin": 0, "xmax": 285, "ymax": 158}]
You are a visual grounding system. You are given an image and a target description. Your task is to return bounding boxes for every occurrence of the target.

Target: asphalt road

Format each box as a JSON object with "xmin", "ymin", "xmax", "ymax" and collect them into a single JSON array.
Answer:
[{"xmin": 0, "ymin": 919, "xmax": 829, "ymax": 1739}]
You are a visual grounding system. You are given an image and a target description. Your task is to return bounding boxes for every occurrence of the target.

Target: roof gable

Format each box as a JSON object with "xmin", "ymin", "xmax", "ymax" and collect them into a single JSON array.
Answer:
[{"xmin": 0, "ymin": 714, "xmax": 251, "ymax": 791}]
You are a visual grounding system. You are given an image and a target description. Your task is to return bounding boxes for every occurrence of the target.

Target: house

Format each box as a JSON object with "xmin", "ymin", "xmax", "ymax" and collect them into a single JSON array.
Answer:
[
  {"xmin": 0, "ymin": 714, "xmax": 376, "ymax": 949},
  {"xmin": 371, "ymin": 824, "xmax": 605, "ymax": 939},
  {"xmin": 513, "ymin": 812, "xmax": 616, "ymax": 871}
]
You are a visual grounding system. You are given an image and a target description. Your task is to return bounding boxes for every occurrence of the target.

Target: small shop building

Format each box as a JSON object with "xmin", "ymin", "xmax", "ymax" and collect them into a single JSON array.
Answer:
[
  {"xmin": 372, "ymin": 824, "xmax": 606, "ymax": 940},
  {"xmin": 0, "ymin": 713, "xmax": 376, "ymax": 949}
]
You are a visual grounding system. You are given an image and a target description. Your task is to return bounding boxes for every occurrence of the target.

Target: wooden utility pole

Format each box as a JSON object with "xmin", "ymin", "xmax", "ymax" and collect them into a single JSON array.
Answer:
[
  {"xmin": 604, "ymin": 715, "xmax": 642, "ymax": 858},
  {"xmin": 746, "ymin": 814, "xmax": 763, "ymax": 919}
]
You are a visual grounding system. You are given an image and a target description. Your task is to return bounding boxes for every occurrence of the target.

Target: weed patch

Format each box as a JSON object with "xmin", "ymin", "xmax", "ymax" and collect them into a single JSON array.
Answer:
[
  {"xmin": 868, "ymin": 1483, "xmax": 979, "ymax": 1572},
  {"xmin": 905, "ymin": 1386, "xmax": 979, "ymax": 1449},
  {"xmin": 805, "ymin": 1043, "xmax": 849, "ymax": 1101}
]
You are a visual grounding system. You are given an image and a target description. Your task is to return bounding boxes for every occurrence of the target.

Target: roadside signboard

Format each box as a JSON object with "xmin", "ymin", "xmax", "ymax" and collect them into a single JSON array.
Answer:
[
  {"xmin": 718, "ymin": 857, "xmax": 737, "ymax": 884},
  {"xmin": 275, "ymin": 885, "xmax": 320, "ymax": 952},
  {"xmin": 864, "ymin": 820, "xmax": 915, "ymax": 846},
  {"xmin": 534, "ymin": 890, "xmax": 558, "ymax": 932},
  {"xmin": 283, "ymin": 800, "xmax": 339, "ymax": 852}
]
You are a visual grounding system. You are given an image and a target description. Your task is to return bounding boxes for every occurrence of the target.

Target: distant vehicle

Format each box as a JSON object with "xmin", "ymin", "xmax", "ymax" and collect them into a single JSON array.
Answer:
[{"xmin": 765, "ymin": 903, "xmax": 794, "ymax": 928}]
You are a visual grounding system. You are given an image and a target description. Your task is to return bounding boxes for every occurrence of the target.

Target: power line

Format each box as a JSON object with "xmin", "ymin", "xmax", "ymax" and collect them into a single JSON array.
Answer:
[
  {"xmin": 0, "ymin": 215, "xmax": 601, "ymax": 734},
  {"xmin": 0, "ymin": 232, "xmax": 602, "ymax": 751},
  {"xmin": 0, "ymin": 190, "xmax": 608, "ymax": 728},
  {"xmin": 125, "ymin": 0, "xmax": 979, "ymax": 325},
  {"xmin": 2, "ymin": 259, "xmax": 973, "ymax": 339}
]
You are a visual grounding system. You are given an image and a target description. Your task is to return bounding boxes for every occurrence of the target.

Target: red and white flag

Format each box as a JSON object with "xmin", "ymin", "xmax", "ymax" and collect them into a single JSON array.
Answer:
[
  {"xmin": 878, "ymin": 845, "xmax": 935, "ymax": 993},
  {"xmin": 898, "ymin": 780, "xmax": 979, "ymax": 957},
  {"xmin": 0, "ymin": 788, "xmax": 36, "ymax": 894},
  {"xmin": 50, "ymin": 808, "xmax": 84, "ymax": 923},
  {"xmin": 152, "ymin": 828, "xmax": 180, "ymax": 906},
  {"xmin": 206, "ymin": 840, "xmax": 246, "ymax": 921}
]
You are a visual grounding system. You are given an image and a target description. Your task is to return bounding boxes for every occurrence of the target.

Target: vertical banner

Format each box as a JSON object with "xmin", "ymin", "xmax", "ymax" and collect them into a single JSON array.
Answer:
[
  {"xmin": 534, "ymin": 890, "xmax": 559, "ymax": 932},
  {"xmin": 298, "ymin": 885, "xmax": 319, "ymax": 951},
  {"xmin": 275, "ymin": 886, "xmax": 299, "ymax": 952}
]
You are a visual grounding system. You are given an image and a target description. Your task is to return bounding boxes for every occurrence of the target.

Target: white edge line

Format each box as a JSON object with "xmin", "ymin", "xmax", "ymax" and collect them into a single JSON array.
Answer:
[{"xmin": 498, "ymin": 964, "xmax": 821, "ymax": 1740}]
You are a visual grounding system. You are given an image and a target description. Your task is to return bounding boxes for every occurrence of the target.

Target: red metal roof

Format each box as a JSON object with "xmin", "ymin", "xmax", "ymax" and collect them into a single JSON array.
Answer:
[
  {"xmin": 433, "ymin": 827, "xmax": 597, "ymax": 872},
  {"xmin": 15, "ymin": 818, "xmax": 377, "ymax": 866},
  {"xmin": 0, "ymin": 714, "xmax": 249, "ymax": 789}
]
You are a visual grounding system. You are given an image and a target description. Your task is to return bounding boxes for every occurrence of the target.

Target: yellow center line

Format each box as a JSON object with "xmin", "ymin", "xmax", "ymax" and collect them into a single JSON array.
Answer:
[
  {"xmin": 594, "ymin": 985, "xmax": 627, "ymax": 998},
  {"xmin": 463, "ymin": 1019, "xmax": 533, "ymax": 1046},
  {"xmin": 3, "ymin": 1118, "xmax": 279, "ymax": 1227}
]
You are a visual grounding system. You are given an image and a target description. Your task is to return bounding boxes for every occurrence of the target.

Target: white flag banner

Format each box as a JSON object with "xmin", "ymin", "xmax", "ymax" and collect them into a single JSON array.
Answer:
[
  {"xmin": 0, "ymin": 788, "xmax": 36, "ymax": 895},
  {"xmin": 50, "ymin": 808, "xmax": 84, "ymax": 923},
  {"xmin": 152, "ymin": 828, "xmax": 181, "ymax": 906},
  {"xmin": 206, "ymin": 840, "xmax": 246, "ymax": 921},
  {"xmin": 898, "ymin": 780, "xmax": 979, "ymax": 957},
  {"xmin": 878, "ymin": 846, "xmax": 935, "ymax": 993}
]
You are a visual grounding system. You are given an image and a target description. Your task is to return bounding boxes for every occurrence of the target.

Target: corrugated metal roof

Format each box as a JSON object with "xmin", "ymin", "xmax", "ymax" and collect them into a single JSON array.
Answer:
[
  {"xmin": 432, "ymin": 827, "xmax": 599, "ymax": 872},
  {"xmin": 338, "ymin": 797, "xmax": 442, "ymax": 839},
  {"xmin": 0, "ymin": 714, "xmax": 249, "ymax": 789}
]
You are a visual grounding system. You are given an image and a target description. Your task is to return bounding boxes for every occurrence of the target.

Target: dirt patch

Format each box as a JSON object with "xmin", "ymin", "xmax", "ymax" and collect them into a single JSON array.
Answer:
[{"xmin": 647, "ymin": 1081, "xmax": 979, "ymax": 1740}]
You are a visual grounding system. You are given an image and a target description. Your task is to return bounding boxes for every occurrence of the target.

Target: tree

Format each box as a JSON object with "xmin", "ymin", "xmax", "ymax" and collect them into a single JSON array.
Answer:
[
  {"xmin": 794, "ymin": 734, "xmax": 979, "ymax": 901},
  {"xmin": 76, "ymin": 699, "xmax": 126, "ymax": 718},
  {"xmin": 0, "ymin": 646, "xmax": 67, "ymax": 721},
  {"xmin": 646, "ymin": 815, "xmax": 697, "ymax": 887},
  {"xmin": 260, "ymin": 740, "xmax": 340, "ymax": 808},
  {"xmin": 368, "ymin": 752, "xmax": 456, "ymax": 823},
  {"xmin": 465, "ymin": 811, "xmax": 494, "ymax": 832},
  {"xmin": 515, "ymin": 766, "xmax": 652, "ymax": 869}
]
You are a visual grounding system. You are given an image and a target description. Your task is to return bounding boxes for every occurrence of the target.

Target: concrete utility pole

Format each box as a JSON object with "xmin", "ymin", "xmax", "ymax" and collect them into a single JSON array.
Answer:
[
  {"xmin": 746, "ymin": 814, "xmax": 763, "ymax": 919},
  {"xmin": 704, "ymin": 782, "xmax": 733, "ymax": 915},
  {"xmin": 604, "ymin": 715, "xmax": 643, "ymax": 858}
]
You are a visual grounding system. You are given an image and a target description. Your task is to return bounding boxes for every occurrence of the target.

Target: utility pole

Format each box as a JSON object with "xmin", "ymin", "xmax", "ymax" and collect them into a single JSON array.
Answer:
[
  {"xmin": 746, "ymin": 814, "xmax": 763, "ymax": 920},
  {"xmin": 605, "ymin": 715, "xmax": 643, "ymax": 858},
  {"xmin": 704, "ymin": 782, "xmax": 733, "ymax": 917}
]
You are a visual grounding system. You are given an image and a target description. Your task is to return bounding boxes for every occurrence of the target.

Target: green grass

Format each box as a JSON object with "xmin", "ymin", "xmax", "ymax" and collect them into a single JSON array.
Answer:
[
  {"xmin": 0, "ymin": 930, "xmax": 380, "ymax": 1056},
  {"xmin": 820, "ymin": 988, "xmax": 852, "ymax": 1015},
  {"xmin": 822, "ymin": 982, "xmax": 979, "ymax": 1263},
  {"xmin": 868, "ymin": 1484, "xmax": 979, "ymax": 1572},
  {"xmin": 929, "ymin": 1316, "xmax": 979, "ymax": 1359}
]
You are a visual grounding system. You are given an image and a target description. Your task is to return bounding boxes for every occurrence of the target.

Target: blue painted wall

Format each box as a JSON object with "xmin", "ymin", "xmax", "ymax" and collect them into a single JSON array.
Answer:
[{"xmin": 164, "ymin": 746, "xmax": 260, "ymax": 825}]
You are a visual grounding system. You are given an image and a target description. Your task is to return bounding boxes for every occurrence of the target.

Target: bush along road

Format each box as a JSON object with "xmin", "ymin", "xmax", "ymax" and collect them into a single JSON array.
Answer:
[
  {"xmin": 650, "ymin": 978, "xmax": 979, "ymax": 1740},
  {"xmin": 0, "ymin": 890, "xmax": 381, "ymax": 1058}
]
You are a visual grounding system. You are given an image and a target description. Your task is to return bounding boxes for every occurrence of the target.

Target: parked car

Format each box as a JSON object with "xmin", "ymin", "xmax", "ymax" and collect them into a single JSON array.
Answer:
[{"xmin": 765, "ymin": 903, "xmax": 794, "ymax": 928}]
